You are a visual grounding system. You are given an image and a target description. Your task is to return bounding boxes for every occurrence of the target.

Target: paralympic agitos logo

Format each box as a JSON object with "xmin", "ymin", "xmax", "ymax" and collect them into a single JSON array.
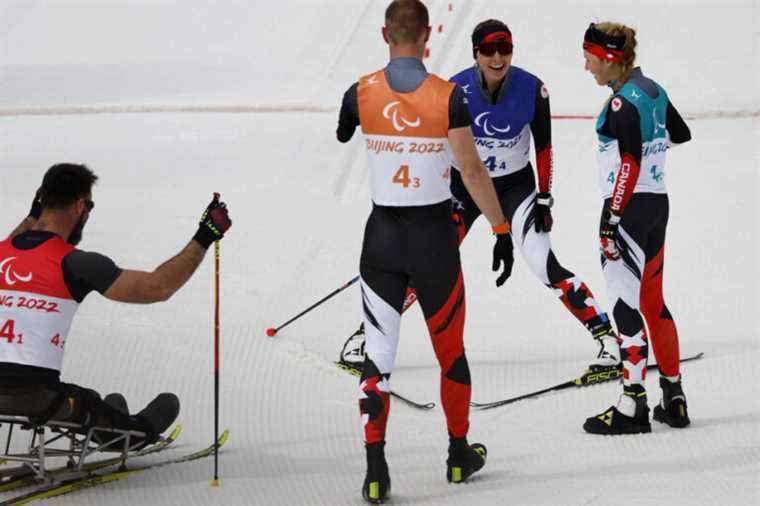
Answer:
[
  {"xmin": 382, "ymin": 101, "xmax": 421, "ymax": 132},
  {"xmin": 0, "ymin": 257, "xmax": 33, "ymax": 286},
  {"xmin": 474, "ymin": 112, "xmax": 511, "ymax": 136}
]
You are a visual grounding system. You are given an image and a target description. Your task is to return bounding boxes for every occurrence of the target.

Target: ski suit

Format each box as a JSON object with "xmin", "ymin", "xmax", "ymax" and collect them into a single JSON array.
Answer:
[
  {"xmin": 337, "ymin": 57, "xmax": 474, "ymax": 443},
  {"xmin": 449, "ymin": 65, "xmax": 612, "ymax": 335},
  {"xmin": 594, "ymin": 67, "xmax": 691, "ymax": 384}
]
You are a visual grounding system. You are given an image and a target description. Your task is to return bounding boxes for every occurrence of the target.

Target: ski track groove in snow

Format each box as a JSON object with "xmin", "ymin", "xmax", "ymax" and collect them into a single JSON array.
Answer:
[{"xmin": 0, "ymin": 113, "xmax": 757, "ymax": 506}]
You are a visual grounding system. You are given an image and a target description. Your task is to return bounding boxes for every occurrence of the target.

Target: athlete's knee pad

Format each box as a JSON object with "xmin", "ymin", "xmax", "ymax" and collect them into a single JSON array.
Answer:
[
  {"xmin": 545, "ymin": 251, "xmax": 575, "ymax": 286},
  {"xmin": 444, "ymin": 354, "xmax": 471, "ymax": 386},
  {"xmin": 613, "ymin": 299, "xmax": 645, "ymax": 337},
  {"xmin": 659, "ymin": 305, "xmax": 674, "ymax": 321},
  {"xmin": 360, "ymin": 358, "xmax": 389, "ymax": 421}
]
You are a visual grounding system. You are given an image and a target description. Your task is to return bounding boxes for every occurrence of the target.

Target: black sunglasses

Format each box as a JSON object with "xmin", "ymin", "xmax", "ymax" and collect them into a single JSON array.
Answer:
[
  {"xmin": 477, "ymin": 40, "xmax": 513, "ymax": 57},
  {"xmin": 84, "ymin": 199, "xmax": 95, "ymax": 211}
]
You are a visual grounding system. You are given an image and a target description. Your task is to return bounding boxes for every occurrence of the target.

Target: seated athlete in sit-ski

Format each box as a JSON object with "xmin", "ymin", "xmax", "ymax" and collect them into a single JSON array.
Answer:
[{"xmin": 0, "ymin": 163, "xmax": 231, "ymax": 447}]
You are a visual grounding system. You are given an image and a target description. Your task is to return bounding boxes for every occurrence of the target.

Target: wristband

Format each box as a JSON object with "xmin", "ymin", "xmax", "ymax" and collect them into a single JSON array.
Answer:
[
  {"xmin": 536, "ymin": 193, "xmax": 554, "ymax": 208},
  {"xmin": 492, "ymin": 222, "xmax": 510, "ymax": 235}
]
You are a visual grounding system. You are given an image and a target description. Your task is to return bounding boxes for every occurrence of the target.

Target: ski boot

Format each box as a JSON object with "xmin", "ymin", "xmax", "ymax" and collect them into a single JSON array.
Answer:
[
  {"xmin": 93, "ymin": 393, "xmax": 131, "ymax": 449},
  {"xmin": 338, "ymin": 323, "xmax": 366, "ymax": 376},
  {"xmin": 653, "ymin": 375, "xmax": 690, "ymax": 428},
  {"xmin": 446, "ymin": 436, "xmax": 487, "ymax": 483},
  {"xmin": 135, "ymin": 393, "xmax": 180, "ymax": 445},
  {"xmin": 362, "ymin": 441, "xmax": 390, "ymax": 504},
  {"xmin": 583, "ymin": 384, "xmax": 651, "ymax": 435},
  {"xmin": 103, "ymin": 392, "xmax": 129, "ymax": 415},
  {"xmin": 581, "ymin": 331, "xmax": 622, "ymax": 385}
]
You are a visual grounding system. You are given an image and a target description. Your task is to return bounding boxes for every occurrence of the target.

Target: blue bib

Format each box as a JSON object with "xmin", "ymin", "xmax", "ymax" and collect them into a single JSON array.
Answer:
[
  {"xmin": 451, "ymin": 66, "xmax": 537, "ymax": 140},
  {"xmin": 450, "ymin": 66, "xmax": 538, "ymax": 176}
]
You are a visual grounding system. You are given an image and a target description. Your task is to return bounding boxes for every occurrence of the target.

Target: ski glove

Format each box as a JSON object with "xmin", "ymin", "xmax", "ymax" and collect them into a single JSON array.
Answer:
[
  {"xmin": 193, "ymin": 193, "xmax": 232, "ymax": 249},
  {"xmin": 599, "ymin": 210, "xmax": 622, "ymax": 261},
  {"xmin": 491, "ymin": 225, "xmax": 514, "ymax": 287},
  {"xmin": 534, "ymin": 193, "xmax": 554, "ymax": 233}
]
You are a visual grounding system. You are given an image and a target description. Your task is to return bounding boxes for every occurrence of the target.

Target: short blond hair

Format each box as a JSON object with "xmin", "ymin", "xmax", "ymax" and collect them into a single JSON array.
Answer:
[{"xmin": 595, "ymin": 22, "xmax": 637, "ymax": 79}]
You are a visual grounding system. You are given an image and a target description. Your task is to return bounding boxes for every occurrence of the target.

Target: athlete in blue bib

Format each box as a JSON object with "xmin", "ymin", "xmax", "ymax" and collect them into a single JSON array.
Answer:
[
  {"xmin": 446, "ymin": 20, "xmax": 620, "ymax": 371},
  {"xmin": 580, "ymin": 22, "xmax": 692, "ymax": 436},
  {"xmin": 338, "ymin": 19, "xmax": 624, "ymax": 395}
]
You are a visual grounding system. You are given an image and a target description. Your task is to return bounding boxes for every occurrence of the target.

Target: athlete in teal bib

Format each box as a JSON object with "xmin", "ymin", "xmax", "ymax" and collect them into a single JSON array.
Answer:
[{"xmin": 580, "ymin": 22, "xmax": 692, "ymax": 436}]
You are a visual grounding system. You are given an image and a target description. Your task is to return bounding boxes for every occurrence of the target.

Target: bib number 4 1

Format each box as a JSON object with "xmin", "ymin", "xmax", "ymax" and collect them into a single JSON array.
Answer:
[
  {"xmin": 0, "ymin": 319, "xmax": 64, "ymax": 348},
  {"xmin": 0, "ymin": 319, "xmax": 23, "ymax": 344}
]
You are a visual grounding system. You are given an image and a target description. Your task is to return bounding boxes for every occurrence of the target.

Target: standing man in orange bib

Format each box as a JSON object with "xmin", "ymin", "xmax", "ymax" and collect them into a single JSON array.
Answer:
[{"xmin": 336, "ymin": 1, "xmax": 514, "ymax": 503}]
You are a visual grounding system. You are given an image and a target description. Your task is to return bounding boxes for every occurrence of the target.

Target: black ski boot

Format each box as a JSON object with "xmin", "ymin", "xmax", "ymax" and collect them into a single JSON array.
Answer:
[
  {"xmin": 653, "ymin": 375, "xmax": 690, "ymax": 428},
  {"xmin": 446, "ymin": 436, "xmax": 487, "ymax": 483},
  {"xmin": 93, "ymin": 393, "xmax": 131, "ymax": 449},
  {"xmin": 103, "ymin": 393, "xmax": 129, "ymax": 415},
  {"xmin": 362, "ymin": 441, "xmax": 390, "ymax": 504},
  {"xmin": 584, "ymin": 384, "xmax": 651, "ymax": 435},
  {"xmin": 135, "ymin": 393, "xmax": 180, "ymax": 444}
]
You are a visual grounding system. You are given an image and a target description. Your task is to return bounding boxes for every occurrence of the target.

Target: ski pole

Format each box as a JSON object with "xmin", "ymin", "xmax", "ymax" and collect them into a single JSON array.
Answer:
[
  {"xmin": 211, "ymin": 193, "xmax": 221, "ymax": 488},
  {"xmin": 266, "ymin": 276, "xmax": 359, "ymax": 337}
]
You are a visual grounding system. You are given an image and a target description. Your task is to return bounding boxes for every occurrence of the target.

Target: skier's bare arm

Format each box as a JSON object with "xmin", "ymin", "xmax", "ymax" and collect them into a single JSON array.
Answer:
[
  {"xmin": 105, "ymin": 196, "xmax": 231, "ymax": 304},
  {"xmin": 104, "ymin": 241, "xmax": 207, "ymax": 303},
  {"xmin": 448, "ymin": 126, "xmax": 507, "ymax": 229}
]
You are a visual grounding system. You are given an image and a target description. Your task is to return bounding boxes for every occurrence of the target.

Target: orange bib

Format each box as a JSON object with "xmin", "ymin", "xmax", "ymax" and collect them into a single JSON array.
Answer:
[{"xmin": 358, "ymin": 70, "xmax": 455, "ymax": 206}]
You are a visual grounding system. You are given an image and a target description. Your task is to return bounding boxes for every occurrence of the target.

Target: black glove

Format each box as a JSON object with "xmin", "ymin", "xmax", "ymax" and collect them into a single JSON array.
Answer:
[
  {"xmin": 599, "ymin": 209, "xmax": 622, "ymax": 261},
  {"xmin": 28, "ymin": 188, "xmax": 43, "ymax": 220},
  {"xmin": 193, "ymin": 193, "xmax": 232, "ymax": 249},
  {"xmin": 534, "ymin": 192, "xmax": 554, "ymax": 232},
  {"xmin": 492, "ymin": 232, "xmax": 514, "ymax": 287}
]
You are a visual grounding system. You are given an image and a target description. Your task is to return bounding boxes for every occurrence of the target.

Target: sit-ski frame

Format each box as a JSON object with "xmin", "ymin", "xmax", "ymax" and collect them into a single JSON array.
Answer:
[{"xmin": 0, "ymin": 414, "xmax": 146, "ymax": 483}]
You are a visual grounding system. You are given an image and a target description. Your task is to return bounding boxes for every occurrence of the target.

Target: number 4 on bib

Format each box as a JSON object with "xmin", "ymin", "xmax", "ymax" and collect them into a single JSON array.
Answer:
[
  {"xmin": 1, "ymin": 319, "xmax": 19, "ymax": 344},
  {"xmin": 392, "ymin": 165, "xmax": 420, "ymax": 189}
]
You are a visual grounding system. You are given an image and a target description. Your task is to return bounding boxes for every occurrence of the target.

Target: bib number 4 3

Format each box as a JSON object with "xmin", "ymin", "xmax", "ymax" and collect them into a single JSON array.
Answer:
[
  {"xmin": 392, "ymin": 165, "xmax": 420, "ymax": 189},
  {"xmin": 392, "ymin": 165, "xmax": 450, "ymax": 189}
]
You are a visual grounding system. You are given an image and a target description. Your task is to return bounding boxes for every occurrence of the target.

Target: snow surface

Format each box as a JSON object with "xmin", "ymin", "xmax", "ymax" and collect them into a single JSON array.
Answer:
[{"xmin": 0, "ymin": 1, "xmax": 758, "ymax": 505}]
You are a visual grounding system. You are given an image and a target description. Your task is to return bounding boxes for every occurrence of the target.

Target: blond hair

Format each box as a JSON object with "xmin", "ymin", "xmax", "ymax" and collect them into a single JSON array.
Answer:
[{"xmin": 595, "ymin": 22, "xmax": 637, "ymax": 81}]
